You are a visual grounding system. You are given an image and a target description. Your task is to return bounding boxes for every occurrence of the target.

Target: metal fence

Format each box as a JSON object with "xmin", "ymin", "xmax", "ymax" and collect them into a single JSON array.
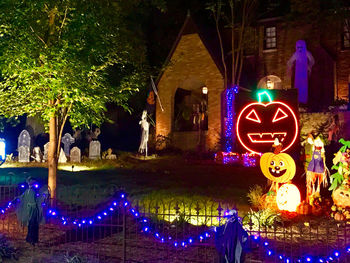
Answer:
[{"xmin": 0, "ymin": 185, "xmax": 350, "ymax": 262}]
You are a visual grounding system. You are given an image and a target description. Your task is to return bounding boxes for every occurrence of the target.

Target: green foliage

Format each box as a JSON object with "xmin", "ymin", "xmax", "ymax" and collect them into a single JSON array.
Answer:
[
  {"xmin": 247, "ymin": 185, "xmax": 263, "ymax": 209},
  {"xmin": 329, "ymin": 139, "xmax": 350, "ymax": 191},
  {"xmin": 244, "ymin": 208, "xmax": 281, "ymax": 229},
  {"xmin": 0, "ymin": 0, "xmax": 158, "ymax": 130}
]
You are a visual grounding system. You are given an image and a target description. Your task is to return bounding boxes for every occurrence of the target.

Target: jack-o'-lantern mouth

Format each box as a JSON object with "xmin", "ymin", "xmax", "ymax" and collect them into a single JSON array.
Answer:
[
  {"xmin": 269, "ymin": 167, "xmax": 287, "ymax": 177},
  {"xmin": 247, "ymin": 132, "xmax": 287, "ymax": 144}
]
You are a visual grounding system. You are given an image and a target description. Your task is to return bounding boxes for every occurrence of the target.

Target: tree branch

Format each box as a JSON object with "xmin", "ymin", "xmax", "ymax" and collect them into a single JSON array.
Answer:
[{"xmin": 29, "ymin": 26, "xmax": 47, "ymax": 47}]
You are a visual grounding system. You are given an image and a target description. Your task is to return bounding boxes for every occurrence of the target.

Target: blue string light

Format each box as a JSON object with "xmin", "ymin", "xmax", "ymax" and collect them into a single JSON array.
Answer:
[
  {"xmin": 224, "ymin": 87, "xmax": 235, "ymax": 152},
  {"xmin": 3, "ymin": 184, "xmax": 350, "ymax": 260}
]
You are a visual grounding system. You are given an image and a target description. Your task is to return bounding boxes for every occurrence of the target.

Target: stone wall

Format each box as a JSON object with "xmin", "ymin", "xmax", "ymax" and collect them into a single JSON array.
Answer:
[{"xmin": 156, "ymin": 33, "xmax": 223, "ymax": 151}]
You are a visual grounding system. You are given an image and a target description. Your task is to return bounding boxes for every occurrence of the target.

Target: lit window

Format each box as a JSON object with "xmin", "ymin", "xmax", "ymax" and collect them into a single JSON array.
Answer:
[
  {"xmin": 343, "ymin": 19, "xmax": 350, "ymax": 49},
  {"xmin": 264, "ymin": 26, "xmax": 277, "ymax": 50}
]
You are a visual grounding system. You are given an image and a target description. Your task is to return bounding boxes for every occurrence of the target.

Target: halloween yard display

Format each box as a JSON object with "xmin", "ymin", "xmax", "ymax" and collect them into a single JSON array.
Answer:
[
  {"xmin": 329, "ymin": 139, "xmax": 350, "ymax": 219},
  {"xmin": 138, "ymin": 110, "xmax": 149, "ymax": 157},
  {"xmin": 306, "ymin": 137, "xmax": 329, "ymax": 203},
  {"xmin": 236, "ymin": 91, "xmax": 298, "ymax": 154},
  {"xmin": 287, "ymin": 40, "xmax": 315, "ymax": 104},
  {"xmin": 260, "ymin": 150, "xmax": 300, "ymax": 211},
  {"xmin": 14, "ymin": 177, "xmax": 49, "ymax": 245},
  {"xmin": 214, "ymin": 210, "xmax": 248, "ymax": 263},
  {"xmin": 301, "ymin": 134, "xmax": 314, "ymax": 172}
]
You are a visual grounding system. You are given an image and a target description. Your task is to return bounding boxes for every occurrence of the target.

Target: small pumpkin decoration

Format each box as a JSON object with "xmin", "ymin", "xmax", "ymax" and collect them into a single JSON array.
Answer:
[
  {"xmin": 332, "ymin": 186, "xmax": 350, "ymax": 208},
  {"xmin": 334, "ymin": 212, "xmax": 345, "ymax": 221},
  {"xmin": 296, "ymin": 201, "xmax": 311, "ymax": 215},
  {"xmin": 260, "ymin": 152, "xmax": 296, "ymax": 183}
]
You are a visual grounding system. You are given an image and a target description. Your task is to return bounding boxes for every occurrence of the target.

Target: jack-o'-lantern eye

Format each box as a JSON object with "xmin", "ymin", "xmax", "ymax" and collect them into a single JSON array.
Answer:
[
  {"xmin": 270, "ymin": 160, "xmax": 275, "ymax": 166},
  {"xmin": 279, "ymin": 161, "xmax": 285, "ymax": 167},
  {"xmin": 246, "ymin": 109, "xmax": 261, "ymax": 123},
  {"xmin": 272, "ymin": 108, "xmax": 288, "ymax": 122}
]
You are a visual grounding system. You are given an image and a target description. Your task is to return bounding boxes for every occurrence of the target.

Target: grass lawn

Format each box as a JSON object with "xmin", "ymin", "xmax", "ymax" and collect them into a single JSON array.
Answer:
[{"xmin": 0, "ymin": 153, "xmax": 307, "ymax": 213}]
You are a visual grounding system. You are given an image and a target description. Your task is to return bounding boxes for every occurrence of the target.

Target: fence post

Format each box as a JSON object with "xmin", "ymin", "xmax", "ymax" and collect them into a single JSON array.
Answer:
[{"xmin": 122, "ymin": 204, "xmax": 126, "ymax": 263}]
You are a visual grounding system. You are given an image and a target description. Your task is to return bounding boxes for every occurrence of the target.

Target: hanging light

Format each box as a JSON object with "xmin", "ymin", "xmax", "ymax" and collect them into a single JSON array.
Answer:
[{"xmin": 202, "ymin": 86, "xmax": 208, "ymax": 94}]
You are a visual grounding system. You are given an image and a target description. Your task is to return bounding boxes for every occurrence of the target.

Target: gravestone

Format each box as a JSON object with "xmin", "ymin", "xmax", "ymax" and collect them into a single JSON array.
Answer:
[
  {"xmin": 43, "ymin": 142, "xmax": 49, "ymax": 162},
  {"xmin": 58, "ymin": 148, "xmax": 67, "ymax": 163},
  {"xmin": 18, "ymin": 146, "xmax": 30, "ymax": 163},
  {"xmin": 89, "ymin": 141, "xmax": 101, "ymax": 160},
  {"xmin": 18, "ymin": 130, "xmax": 31, "ymax": 162},
  {"xmin": 70, "ymin": 147, "xmax": 81, "ymax": 163},
  {"xmin": 62, "ymin": 133, "xmax": 75, "ymax": 156}
]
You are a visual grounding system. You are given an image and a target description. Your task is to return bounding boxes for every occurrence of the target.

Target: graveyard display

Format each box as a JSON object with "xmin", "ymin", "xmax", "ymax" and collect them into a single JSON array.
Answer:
[
  {"xmin": 61, "ymin": 133, "xmax": 75, "ymax": 156},
  {"xmin": 70, "ymin": 147, "xmax": 81, "ymax": 163},
  {"xmin": 18, "ymin": 130, "xmax": 31, "ymax": 163},
  {"xmin": 89, "ymin": 140, "xmax": 101, "ymax": 160}
]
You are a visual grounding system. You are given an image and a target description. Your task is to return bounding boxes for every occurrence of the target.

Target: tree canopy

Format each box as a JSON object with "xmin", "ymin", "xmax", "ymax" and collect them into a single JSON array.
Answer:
[{"xmin": 0, "ymin": 0, "xmax": 152, "ymax": 130}]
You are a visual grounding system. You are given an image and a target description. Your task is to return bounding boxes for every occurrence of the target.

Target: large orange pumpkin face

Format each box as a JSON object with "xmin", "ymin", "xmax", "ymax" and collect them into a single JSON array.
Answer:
[
  {"xmin": 236, "ymin": 101, "xmax": 298, "ymax": 154},
  {"xmin": 260, "ymin": 152, "xmax": 296, "ymax": 183}
]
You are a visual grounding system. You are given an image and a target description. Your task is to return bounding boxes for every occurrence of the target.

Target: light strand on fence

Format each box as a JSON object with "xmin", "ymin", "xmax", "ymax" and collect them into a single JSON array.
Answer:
[{"xmin": 5, "ymin": 183, "xmax": 350, "ymax": 261}]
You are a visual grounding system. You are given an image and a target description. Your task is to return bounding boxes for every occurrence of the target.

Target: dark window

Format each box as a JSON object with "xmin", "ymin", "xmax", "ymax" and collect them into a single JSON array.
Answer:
[
  {"xmin": 264, "ymin": 26, "xmax": 277, "ymax": 50},
  {"xmin": 342, "ymin": 19, "xmax": 350, "ymax": 49},
  {"xmin": 174, "ymin": 88, "xmax": 208, "ymax": 132}
]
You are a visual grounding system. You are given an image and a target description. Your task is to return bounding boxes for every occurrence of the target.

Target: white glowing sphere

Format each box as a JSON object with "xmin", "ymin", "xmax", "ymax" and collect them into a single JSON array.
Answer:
[{"xmin": 276, "ymin": 183, "xmax": 301, "ymax": 212}]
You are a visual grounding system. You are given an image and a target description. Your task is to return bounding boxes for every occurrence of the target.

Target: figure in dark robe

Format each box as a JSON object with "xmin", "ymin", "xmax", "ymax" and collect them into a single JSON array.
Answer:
[
  {"xmin": 15, "ymin": 177, "xmax": 48, "ymax": 245},
  {"xmin": 215, "ymin": 210, "xmax": 248, "ymax": 263}
]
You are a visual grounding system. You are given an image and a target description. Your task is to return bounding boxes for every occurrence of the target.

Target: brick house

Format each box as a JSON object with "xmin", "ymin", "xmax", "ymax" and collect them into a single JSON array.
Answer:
[{"xmin": 155, "ymin": 7, "xmax": 350, "ymax": 151}]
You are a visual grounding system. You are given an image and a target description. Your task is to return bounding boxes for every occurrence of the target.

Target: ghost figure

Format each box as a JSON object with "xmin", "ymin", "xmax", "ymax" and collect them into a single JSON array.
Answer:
[
  {"xmin": 287, "ymin": 40, "xmax": 315, "ymax": 104},
  {"xmin": 138, "ymin": 110, "xmax": 149, "ymax": 157}
]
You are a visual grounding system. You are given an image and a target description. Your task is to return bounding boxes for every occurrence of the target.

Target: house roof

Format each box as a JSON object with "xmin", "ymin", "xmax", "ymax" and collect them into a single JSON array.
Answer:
[{"xmin": 156, "ymin": 12, "xmax": 226, "ymax": 85}]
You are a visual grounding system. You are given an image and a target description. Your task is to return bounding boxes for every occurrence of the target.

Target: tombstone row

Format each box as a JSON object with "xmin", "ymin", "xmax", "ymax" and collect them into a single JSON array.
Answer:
[{"xmin": 18, "ymin": 130, "xmax": 101, "ymax": 163}]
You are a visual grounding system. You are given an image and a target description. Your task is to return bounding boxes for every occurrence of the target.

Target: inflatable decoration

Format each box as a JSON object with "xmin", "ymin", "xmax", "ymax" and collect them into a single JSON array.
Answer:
[{"xmin": 236, "ymin": 91, "xmax": 298, "ymax": 154}]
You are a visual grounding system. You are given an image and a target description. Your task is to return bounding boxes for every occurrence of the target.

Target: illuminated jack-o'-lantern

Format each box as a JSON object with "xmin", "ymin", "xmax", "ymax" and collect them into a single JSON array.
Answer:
[
  {"xmin": 276, "ymin": 183, "xmax": 301, "ymax": 212},
  {"xmin": 332, "ymin": 186, "xmax": 350, "ymax": 208},
  {"xmin": 260, "ymin": 152, "xmax": 296, "ymax": 183},
  {"xmin": 236, "ymin": 91, "xmax": 298, "ymax": 154}
]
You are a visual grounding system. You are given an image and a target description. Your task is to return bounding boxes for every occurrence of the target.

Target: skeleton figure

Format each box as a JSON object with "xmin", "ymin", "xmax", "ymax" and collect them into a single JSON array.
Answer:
[
  {"xmin": 287, "ymin": 40, "xmax": 315, "ymax": 104},
  {"xmin": 138, "ymin": 110, "xmax": 149, "ymax": 157}
]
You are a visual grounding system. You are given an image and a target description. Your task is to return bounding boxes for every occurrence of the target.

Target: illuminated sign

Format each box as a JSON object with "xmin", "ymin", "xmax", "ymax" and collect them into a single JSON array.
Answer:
[{"xmin": 236, "ymin": 91, "xmax": 298, "ymax": 154}]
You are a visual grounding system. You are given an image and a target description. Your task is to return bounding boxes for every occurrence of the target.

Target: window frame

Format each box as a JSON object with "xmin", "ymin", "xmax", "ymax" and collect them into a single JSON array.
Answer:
[
  {"xmin": 342, "ymin": 19, "xmax": 350, "ymax": 50},
  {"xmin": 263, "ymin": 26, "xmax": 277, "ymax": 50}
]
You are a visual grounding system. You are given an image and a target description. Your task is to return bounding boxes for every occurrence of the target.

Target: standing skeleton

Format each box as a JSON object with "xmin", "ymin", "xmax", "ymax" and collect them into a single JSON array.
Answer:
[{"xmin": 138, "ymin": 110, "xmax": 149, "ymax": 157}]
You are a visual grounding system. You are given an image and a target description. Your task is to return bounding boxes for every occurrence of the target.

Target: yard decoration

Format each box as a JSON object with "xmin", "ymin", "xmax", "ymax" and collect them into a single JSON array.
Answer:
[
  {"xmin": 260, "ymin": 152, "xmax": 296, "ymax": 184},
  {"xmin": 276, "ymin": 183, "xmax": 301, "ymax": 212},
  {"xmin": 306, "ymin": 136, "xmax": 329, "ymax": 203},
  {"xmin": 260, "ymin": 150, "xmax": 299, "ymax": 211},
  {"xmin": 301, "ymin": 134, "xmax": 314, "ymax": 172},
  {"xmin": 236, "ymin": 91, "xmax": 298, "ymax": 154}
]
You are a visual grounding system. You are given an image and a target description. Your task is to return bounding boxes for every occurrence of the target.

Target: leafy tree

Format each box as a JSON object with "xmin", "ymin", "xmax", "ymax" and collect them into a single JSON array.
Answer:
[{"xmin": 0, "ymin": 0, "xmax": 156, "ymax": 198}]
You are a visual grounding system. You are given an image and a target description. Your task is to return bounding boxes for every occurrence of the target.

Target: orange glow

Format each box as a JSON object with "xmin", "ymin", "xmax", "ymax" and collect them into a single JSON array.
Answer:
[
  {"xmin": 236, "ymin": 101, "xmax": 298, "ymax": 154},
  {"xmin": 246, "ymin": 109, "xmax": 261, "ymax": 123},
  {"xmin": 276, "ymin": 183, "xmax": 301, "ymax": 212},
  {"xmin": 272, "ymin": 108, "xmax": 288, "ymax": 122}
]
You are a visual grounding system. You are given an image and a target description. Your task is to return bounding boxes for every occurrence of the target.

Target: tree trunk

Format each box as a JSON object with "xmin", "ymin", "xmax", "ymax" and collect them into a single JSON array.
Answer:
[{"xmin": 48, "ymin": 115, "xmax": 58, "ymax": 200}]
